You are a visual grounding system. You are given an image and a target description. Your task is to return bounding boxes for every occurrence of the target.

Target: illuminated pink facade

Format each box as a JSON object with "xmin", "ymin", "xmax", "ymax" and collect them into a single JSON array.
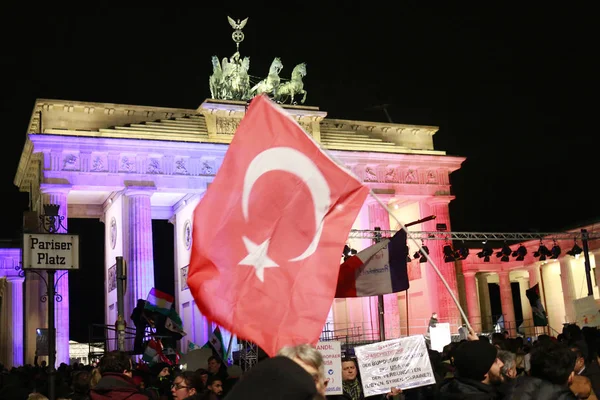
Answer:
[{"xmin": 2, "ymin": 97, "xmax": 598, "ymax": 368}]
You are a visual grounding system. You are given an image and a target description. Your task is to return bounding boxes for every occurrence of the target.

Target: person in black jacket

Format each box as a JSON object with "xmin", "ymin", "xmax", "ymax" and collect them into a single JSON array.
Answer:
[
  {"xmin": 501, "ymin": 340, "xmax": 579, "ymax": 399},
  {"xmin": 438, "ymin": 338, "xmax": 504, "ymax": 399}
]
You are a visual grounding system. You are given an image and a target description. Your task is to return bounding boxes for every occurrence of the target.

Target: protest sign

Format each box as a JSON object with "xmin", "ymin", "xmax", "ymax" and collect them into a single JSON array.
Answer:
[
  {"xmin": 317, "ymin": 341, "xmax": 343, "ymax": 395},
  {"xmin": 430, "ymin": 322, "xmax": 451, "ymax": 352},
  {"xmin": 574, "ymin": 296, "xmax": 600, "ymax": 327},
  {"xmin": 354, "ymin": 336, "xmax": 435, "ymax": 397}
]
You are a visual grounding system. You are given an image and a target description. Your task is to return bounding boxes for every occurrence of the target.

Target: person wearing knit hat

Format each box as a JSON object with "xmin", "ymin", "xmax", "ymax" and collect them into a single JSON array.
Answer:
[
  {"xmin": 439, "ymin": 339, "xmax": 505, "ymax": 399},
  {"xmin": 224, "ymin": 356, "xmax": 322, "ymax": 400},
  {"xmin": 454, "ymin": 340, "xmax": 502, "ymax": 382}
]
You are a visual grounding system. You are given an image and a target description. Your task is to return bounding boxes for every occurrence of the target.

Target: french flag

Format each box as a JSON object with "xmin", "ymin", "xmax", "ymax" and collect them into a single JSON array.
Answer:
[{"xmin": 335, "ymin": 230, "xmax": 409, "ymax": 298}]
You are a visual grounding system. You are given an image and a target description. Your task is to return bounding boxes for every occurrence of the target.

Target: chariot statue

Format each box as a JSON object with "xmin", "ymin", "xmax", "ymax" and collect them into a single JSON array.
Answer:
[
  {"xmin": 274, "ymin": 62, "xmax": 307, "ymax": 104},
  {"xmin": 249, "ymin": 57, "xmax": 283, "ymax": 98},
  {"xmin": 207, "ymin": 16, "xmax": 308, "ymax": 104}
]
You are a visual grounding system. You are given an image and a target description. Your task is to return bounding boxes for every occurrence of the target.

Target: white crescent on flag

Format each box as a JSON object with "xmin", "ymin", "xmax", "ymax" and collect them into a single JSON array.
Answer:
[{"xmin": 239, "ymin": 146, "xmax": 332, "ymax": 281}]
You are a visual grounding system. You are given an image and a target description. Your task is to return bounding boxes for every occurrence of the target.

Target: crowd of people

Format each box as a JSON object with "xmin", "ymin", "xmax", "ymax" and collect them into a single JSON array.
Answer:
[{"xmin": 2, "ymin": 323, "xmax": 600, "ymax": 399}]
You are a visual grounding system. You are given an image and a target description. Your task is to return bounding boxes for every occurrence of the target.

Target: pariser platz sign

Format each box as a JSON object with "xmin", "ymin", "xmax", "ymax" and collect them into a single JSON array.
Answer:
[{"xmin": 22, "ymin": 233, "xmax": 80, "ymax": 270}]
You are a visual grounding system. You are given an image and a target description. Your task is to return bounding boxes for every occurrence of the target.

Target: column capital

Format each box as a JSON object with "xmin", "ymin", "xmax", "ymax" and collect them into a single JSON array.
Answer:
[
  {"xmin": 463, "ymin": 270, "xmax": 477, "ymax": 277},
  {"xmin": 124, "ymin": 186, "xmax": 156, "ymax": 197},
  {"xmin": 498, "ymin": 270, "xmax": 510, "ymax": 278},
  {"xmin": 40, "ymin": 183, "xmax": 72, "ymax": 195},
  {"xmin": 426, "ymin": 195, "xmax": 455, "ymax": 206},
  {"xmin": 365, "ymin": 195, "xmax": 393, "ymax": 206},
  {"xmin": 6, "ymin": 276, "xmax": 25, "ymax": 283},
  {"xmin": 526, "ymin": 264, "xmax": 539, "ymax": 273}
]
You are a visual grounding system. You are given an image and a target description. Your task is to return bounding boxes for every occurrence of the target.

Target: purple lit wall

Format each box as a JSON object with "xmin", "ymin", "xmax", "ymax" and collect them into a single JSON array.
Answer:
[
  {"xmin": 0, "ymin": 249, "xmax": 24, "ymax": 368},
  {"xmin": 41, "ymin": 184, "xmax": 71, "ymax": 366}
]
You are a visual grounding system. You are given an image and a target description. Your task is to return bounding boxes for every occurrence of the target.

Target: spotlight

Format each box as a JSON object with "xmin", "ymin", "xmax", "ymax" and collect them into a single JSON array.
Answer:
[
  {"xmin": 496, "ymin": 242, "xmax": 512, "ymax": 262},
  {"xmin": 533, "ymin": 241, "xmax": 552, "ymax": 261},
  {"xmin": 443, "ymin": 244, "xmax": 456, "ymax": 263},
  {"xmin": 477, "ymin": 244, "xmax": 494, "ymax": 263},
  {"xmin": 567, "ymin": 242, "xmax": 583, "ymax": 257},
  {"xmin": 455, "ymin": 245, "xmax": 470, "ymax": 260},
  {"xmin": 512, "ymin": 245, "xmax": 527, "ymax": 261},
  {"xmin": 414, "ymin": 242, "xmax": 429, "ymax": 263},
  {"xmin": 550, "ymin": 241, "xmax": 561, "ymax": 259},
  {"xmin": 373, "ymin": 226, "xmax": 382, "ymax": 244}
]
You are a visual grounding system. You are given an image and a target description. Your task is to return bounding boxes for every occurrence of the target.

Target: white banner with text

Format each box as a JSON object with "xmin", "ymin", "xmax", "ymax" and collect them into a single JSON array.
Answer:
[
  {"xmin": 354, "ymin": 336, "xmax": 435, "ymax": 396},
  {"xmin": 317, "ymin": 341, "xmax": 343, "ymax": 395}
]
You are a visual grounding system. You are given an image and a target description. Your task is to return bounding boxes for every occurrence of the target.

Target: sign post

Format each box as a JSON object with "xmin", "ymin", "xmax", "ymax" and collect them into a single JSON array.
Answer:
[{"xmin": 21, "ymin": 205, "xmax": 79, "ymax": 400}]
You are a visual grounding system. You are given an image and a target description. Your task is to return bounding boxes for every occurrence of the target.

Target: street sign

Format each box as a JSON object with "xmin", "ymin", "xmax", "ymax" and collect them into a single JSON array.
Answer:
[{"xmin": 22, "ymin": 233, "xmax": 80, "ymax": 270}]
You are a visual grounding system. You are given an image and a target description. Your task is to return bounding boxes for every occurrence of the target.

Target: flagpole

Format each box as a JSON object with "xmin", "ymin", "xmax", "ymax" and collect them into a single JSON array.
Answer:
[
  {"xmin": 284, "ymin": 105, "xmax": 472, "ymax": 333},
  {"xmin": 369, "ymin": 191, "xmax": 473, "ymax": 333}
]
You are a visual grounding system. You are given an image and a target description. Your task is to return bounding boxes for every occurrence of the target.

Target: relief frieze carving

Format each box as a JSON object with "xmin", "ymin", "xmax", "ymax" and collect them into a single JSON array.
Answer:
[
  {"xmin": 120, "ymin": 156, "xmax": 135, "ymax": 173},
  {"xmin": 147, "ymin": 159, "xmax": 162, "ymax": 174},
  {"xmin": 427, "ymin": 171, "xmax": 437, "ymax": 184},
  {"xmin": 298, "ymin": 121, "xmax": 313, "ymax": 135},
  {"xmin": 201, "ymin": 160, "xmax": 214, "ymax": 175},
  {"xmin": 405, "ymin": 169, "xmax": 417, "ymax": 184},
  {"xmin": 174, "ymin": 158, "xmax": 188, "ymax": 175},
  {"xmin": 385, "ymin": 168, "xmax": 398, "ymax": 183},
  {"xmin": 364, "ymin": 166, "xmax": 378, "ymax": 182},
  {"xmin": 91, "ymin": 156, "xmax": 106, "ymax": 172},
  {"xmin": 62, "ymin": 154, "xmax": 79, "ymax": 171},
  {"xmin": 216, "ymin": 117, "xmax": 241, "ymax": 135}
]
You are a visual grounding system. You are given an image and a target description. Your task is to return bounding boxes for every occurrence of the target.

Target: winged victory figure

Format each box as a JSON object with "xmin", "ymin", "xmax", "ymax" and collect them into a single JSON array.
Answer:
[{"xmin": 228, "ymin": 16, "xmax": 248, "ymax": 30}]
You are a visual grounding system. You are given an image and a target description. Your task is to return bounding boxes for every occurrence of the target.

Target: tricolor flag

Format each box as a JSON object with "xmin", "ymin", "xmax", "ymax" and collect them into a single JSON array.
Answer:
[
  {"xmin": 144, "ymin": 288, "xmax": 174, "ymax": 316},
  {"xmin": 203, "ymin": 327, "xmax": 227, "ymax": 360},
  {"xmin": 335, "ymin": 230, "xmax": 409, "ymax": 298},
  {"xmin": 142, "ymin": 338, "xmax": 170, "ymax": 365}
]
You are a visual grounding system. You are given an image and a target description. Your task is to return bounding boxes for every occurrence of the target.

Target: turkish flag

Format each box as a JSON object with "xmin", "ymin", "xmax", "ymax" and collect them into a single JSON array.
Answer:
[{"xmin": 187, "ymin": 95, "xmax": 369, "ymax": 356}]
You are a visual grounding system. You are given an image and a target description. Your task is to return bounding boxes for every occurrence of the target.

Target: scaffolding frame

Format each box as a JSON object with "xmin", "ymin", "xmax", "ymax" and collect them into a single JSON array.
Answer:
[
  {"xmin": 348, "ymin": 229, "xmax": 600, "ymax": 241},
  {"xmin": 237, "ymin": 228, "xmax": 599, "ymax": 370}
]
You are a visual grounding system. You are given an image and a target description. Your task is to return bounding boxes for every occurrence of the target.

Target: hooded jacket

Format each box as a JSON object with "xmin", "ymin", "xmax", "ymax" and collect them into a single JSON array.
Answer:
[{"xmin": 90, "ymin": 372, "xmax": 150, "ymax": 400}]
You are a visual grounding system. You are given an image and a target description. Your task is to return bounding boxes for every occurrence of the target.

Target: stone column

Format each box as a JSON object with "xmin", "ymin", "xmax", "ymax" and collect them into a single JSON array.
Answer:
[
  {"xmin": 463, "ymin": 272, "xmax": 481, "ymax": 332},
  {"xmin": 41, "ymin": 184, "xmax": 70, "ymax": 366},
  {"xmin": 498, "ymin": 271, "xmax": 516, "ymax": 337},
  {"xmin": 559, "ymin": 257, "xmax": 576, "ymax": 323},
  {"xmin": 478, "ymin": 273, "xmax": 493, "ymax": 331},
  {"xmin": 8, "ymin": 277, "xmax": 24, "ymax": 367},
  {"xmin": 420, "ymin": 197, "xmax": 460, "ymax": 328},
  {"xmin": 124, "ymin": 187, "xmax": 155, "ymax": 320}
]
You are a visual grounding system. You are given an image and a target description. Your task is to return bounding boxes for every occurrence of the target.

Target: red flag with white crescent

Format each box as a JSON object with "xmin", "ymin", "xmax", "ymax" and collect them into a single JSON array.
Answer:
[{"xmin": 187, "ymin": 95, "xmax": 369, "ymax": 356}]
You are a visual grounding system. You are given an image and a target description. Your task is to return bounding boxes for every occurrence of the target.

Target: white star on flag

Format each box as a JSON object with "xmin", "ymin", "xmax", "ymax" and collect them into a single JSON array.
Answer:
[{"xmin": 238, "ymin": 236, "xmax": 279, "ymax": 282}]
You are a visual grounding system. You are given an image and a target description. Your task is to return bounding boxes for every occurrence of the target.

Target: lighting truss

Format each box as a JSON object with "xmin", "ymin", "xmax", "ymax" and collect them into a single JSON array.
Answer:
[{"xmin": 348, "ymin": 230, "xmax": 600, "ymax": 241}]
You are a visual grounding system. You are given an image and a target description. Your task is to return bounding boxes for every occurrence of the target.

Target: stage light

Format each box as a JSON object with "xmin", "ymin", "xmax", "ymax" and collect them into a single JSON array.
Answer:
[
  {"xmin": 477, "ymin": 242, "xmax": 493, "ymax": 262},
  {"xmin": 512, "ymin": 245, "xmax": 527, "ymax": 261},
  {"xmin": 533, "ymin": 241, "xmax": 552, "ymax": 261},
  {"xmin": 414, "ymin": 241, "xmax": 429, "ymax": 263},
  {"xmin": 550, "ymin": 241, "xmax": 561, "ymax": 259},
  {"xmin": 496, "ymin": 242, "xmax": 512, "ymax": 262},
  {"xmin": 443, "ymin": 244, "xmax": 456, "ymax": 262},
  {"xmin": 567, "ymin": 242, "xmax": 583, "ymax": 257},
  {"xmin": 455, "ymin": 244, "xmax": 470, "ymax": 260}
]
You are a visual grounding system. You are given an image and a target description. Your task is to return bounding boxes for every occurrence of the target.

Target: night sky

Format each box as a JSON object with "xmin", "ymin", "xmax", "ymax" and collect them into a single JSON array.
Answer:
[{"xmin": 1, "ymin": 6, "xmax": 597, "ymax": 342}]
